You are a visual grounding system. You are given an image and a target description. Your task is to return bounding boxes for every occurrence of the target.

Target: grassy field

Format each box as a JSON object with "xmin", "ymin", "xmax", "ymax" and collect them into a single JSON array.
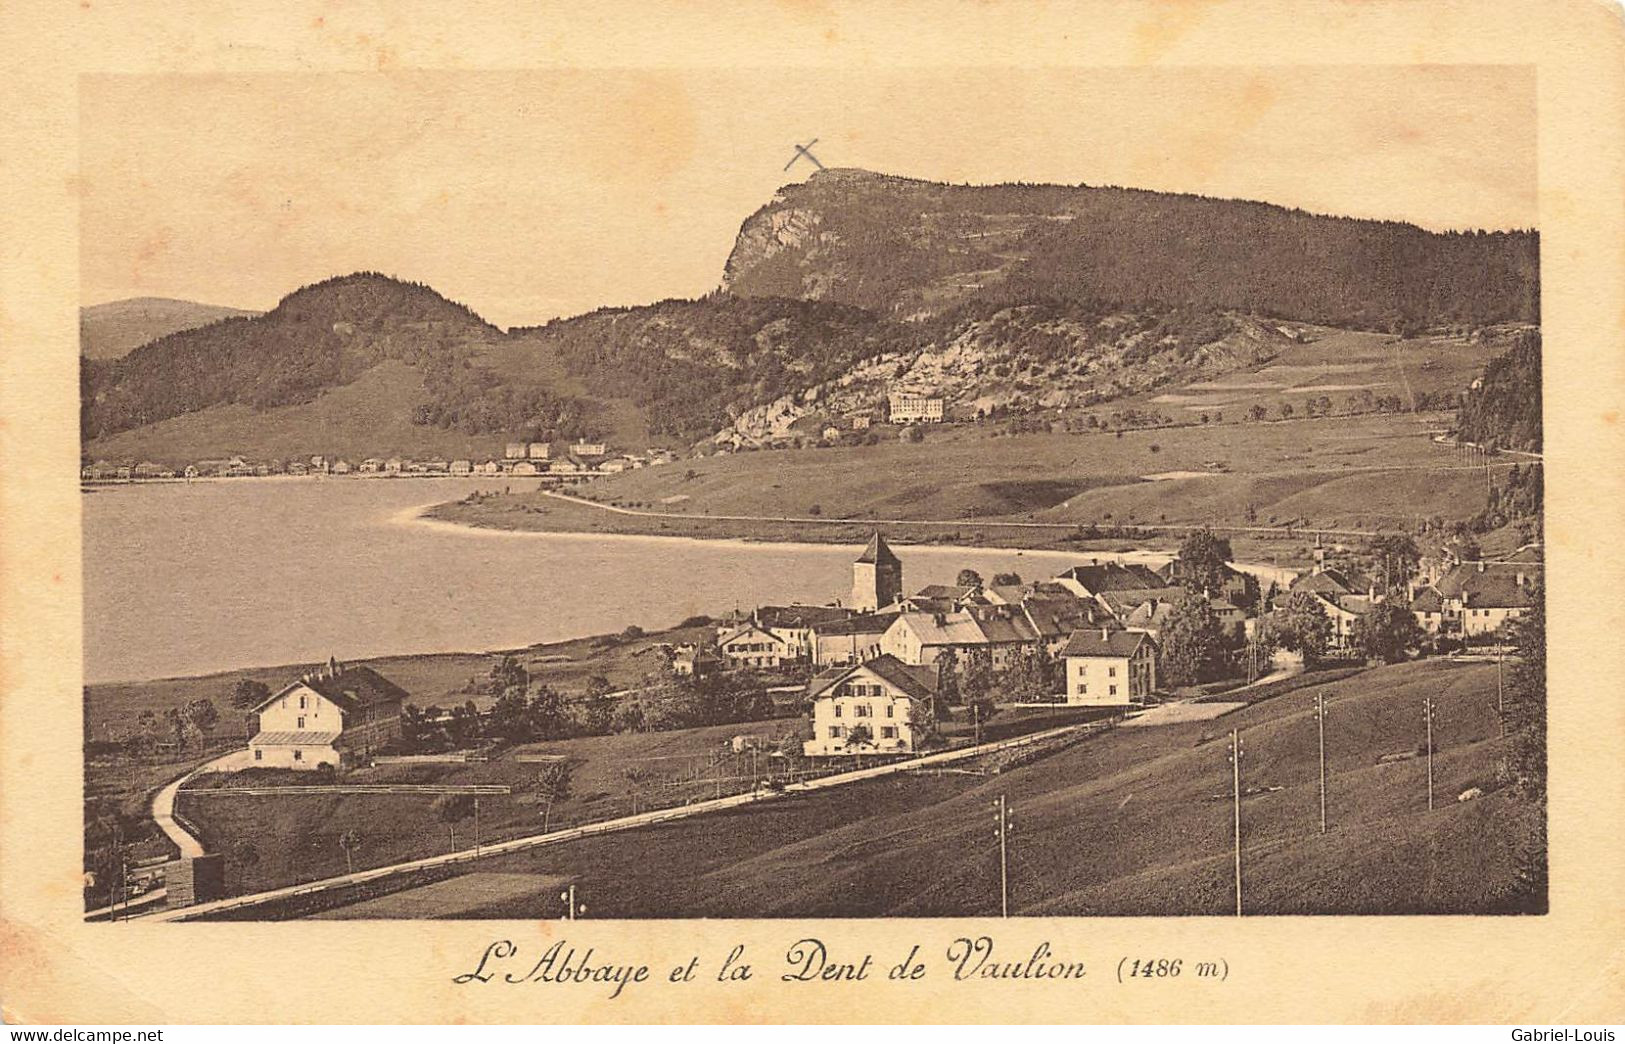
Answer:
[
  {"xmin": 432, "ymin": 408, "xmax": 1503, "ymax": 546},
  {"xmin": 83, "ymin": 620, "xmax": 725, "ymax": 742},
  {"xmin": 348, "ymin": 658, "xmax": 1540, "ymax": 918},
  {"xmin": 172, "ymin": 714, "xmax": 808, "ymax": 896}
]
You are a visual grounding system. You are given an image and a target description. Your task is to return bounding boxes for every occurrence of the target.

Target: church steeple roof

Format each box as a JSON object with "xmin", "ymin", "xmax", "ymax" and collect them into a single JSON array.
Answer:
[{"xmin": 857, "ymin": 532, "xmax": 900, "ymax": 566}]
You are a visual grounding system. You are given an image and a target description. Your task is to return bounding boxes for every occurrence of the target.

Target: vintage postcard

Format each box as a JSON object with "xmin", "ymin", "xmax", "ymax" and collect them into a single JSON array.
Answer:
[{"xmin": 2, "ymin": 0, "xmax": 1623, "ymax": 1026}]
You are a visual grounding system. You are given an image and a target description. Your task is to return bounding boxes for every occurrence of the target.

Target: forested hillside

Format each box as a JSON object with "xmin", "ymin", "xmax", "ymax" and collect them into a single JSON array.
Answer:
[
  {"xmin": 82, "ymin": 273, "xmax": 515, "ymax": 441},
  {"xmin": 724, "ymin": 169, "xmax": 1540, "ymax": 330},
  {"xmin": 1455, "ymin": 329, "xmax": 1542, "ymax": 451},
  {"xmin": 509, "ymin": 294, "xmax": 924, "ymax": 441}
]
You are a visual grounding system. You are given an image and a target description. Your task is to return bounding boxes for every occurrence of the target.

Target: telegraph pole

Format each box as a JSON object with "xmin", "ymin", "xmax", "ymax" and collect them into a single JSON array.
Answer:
[
  {"xmin": 992, "ymin": 795, "xmax": 1011, "ymax": 918},
  {"xmin": 1229, "ymin": 729, "xmax": 1244, "ymax": 917},
  {"xmin": 1315, "ymin": 693, "xmax": 1329, "ymax": 834},
  {"xmin": 1496, "ymin": 647, "xmax": 1506, "ymax": 737},
  {"xmin": 1423, "ymin": 697, "xmax": 1437, "ymax": 811},
  {"xmin": 474, "ymin": 796, "xmax": 481, "ymax": 857}
]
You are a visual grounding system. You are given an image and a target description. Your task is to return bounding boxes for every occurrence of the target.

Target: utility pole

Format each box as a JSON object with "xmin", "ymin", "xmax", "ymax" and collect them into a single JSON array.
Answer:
[
  {"xmin": 1496, "ymin": 647, "xmax": 1506, "ymax": 737},
  {"xmin": 992, "ymin": 795, "xmax": 1011, "ymax": 918},
  {"xmin": 1229, "ymin": 729, "xmax": 1244, "ymax": 917},
  {"xmin": 474, "ymin": 796, "xmax": 481, "ymax": 857},
  {"xmin": 1315, "ymin": 693, "xmax": 1329, "ymax": 834},
  {"xmin": 1423, "ymin": 697, "xmax": 1437, "ymax": 811}
]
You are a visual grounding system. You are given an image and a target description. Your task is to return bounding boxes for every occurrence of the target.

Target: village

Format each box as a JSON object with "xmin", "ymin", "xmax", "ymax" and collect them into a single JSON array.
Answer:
[
  {"xmin": 84, "ymin": 522, "xmax": 1540, "ymax": 919},
  {"xmin": 77, "ymin": 392, "xmax": 955, "ymax": 484},
  {"xmin": 79, "ymin": 438, "xmax": 680, "ymax": 483}
]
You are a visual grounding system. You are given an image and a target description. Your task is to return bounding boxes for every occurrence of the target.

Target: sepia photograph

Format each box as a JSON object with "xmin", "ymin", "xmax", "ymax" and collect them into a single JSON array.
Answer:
[{"xmin": 73, "ymin": 61, "xmax": 1550, "ymax": 925}]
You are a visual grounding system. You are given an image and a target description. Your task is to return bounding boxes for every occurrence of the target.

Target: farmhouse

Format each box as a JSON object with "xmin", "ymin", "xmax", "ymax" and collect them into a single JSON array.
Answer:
[
  {"xmin": 754, "ymin": 604, "xmax": 855, "ymax": 661},
  {"xmin": 1434, "ymin": 563, "xmax": 1537, "ymax": 637},
  {"xmin": 670, "ymin": 644, "xmax": 724, "ymax": 678},
  {"xmin": 247, "ymin": 658, "xmax": 406, "ymax": 769},
  {"xmin": 1159, "ymin": 558, "xmax": 1254, "ymax": 605},
  {"xmin": 803, "ymin": 654, "xmax": 939, "ymax": 757},
  {"xmin": 1053, "ymin": 562, "xmax": 1168, "ymax": 599},
  {"xmin": 1061, "ymin": 629, "xmax": 1158, "ymax": 706},
  {"xmin": 811, "ymin": 614, "xmax": 894, "ymax": 667},
  {"xmin": 1409, "ymin": 587, "xmax": 1447, "ymax": 634},
  {"xmin": 716, "ymin": 622, "xmax": 793, "ymax": 669}
]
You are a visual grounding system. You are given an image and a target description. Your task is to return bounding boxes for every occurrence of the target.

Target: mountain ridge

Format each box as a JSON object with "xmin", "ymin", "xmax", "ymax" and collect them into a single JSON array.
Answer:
[
  {"xmin": 81, "ymin": 171, "xmax": 1541, "ymax": 461},
  {"xmin": 723, "ymin": 168, "xmax": 1539, "ymax": 329}
]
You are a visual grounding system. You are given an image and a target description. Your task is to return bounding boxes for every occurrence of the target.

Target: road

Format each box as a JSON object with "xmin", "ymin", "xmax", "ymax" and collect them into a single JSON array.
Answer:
[
  {"xmin": 145, "ymin": 717, "xmax": 1111, "ymax": 922},
  {"xmin": 150, "ymin": 749, "xmax": 253, "ymax": 858}
]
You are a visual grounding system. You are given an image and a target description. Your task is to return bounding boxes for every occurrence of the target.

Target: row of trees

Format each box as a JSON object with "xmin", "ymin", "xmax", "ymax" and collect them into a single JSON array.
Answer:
[{"xmin": 399, "ymin": 658, "xmax": 779, "ymax": 753}]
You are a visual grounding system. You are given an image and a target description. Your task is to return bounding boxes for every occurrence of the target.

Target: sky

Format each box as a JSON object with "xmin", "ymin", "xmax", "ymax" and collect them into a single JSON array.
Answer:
[{"xmin": 79, "ymin": 65, "xmax": 1537, "ymax": 329}]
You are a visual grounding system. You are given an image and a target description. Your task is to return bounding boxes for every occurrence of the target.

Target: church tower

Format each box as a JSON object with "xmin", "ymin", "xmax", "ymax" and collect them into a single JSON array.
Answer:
[{"xmin": 852, "ymin": 532, "xmax": 903, "ymax": 612}]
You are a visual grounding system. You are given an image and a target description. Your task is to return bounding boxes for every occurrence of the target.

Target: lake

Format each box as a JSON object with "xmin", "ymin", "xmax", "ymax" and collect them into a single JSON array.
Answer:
[{"xmin": 82, "ymin": 478, "xmax": 1296, "ymax": 684}]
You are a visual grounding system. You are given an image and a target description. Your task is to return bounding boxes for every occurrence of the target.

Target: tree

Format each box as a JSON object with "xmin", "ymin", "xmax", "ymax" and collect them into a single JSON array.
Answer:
[
  {"xmin": 1176, "ymin": 528, "xmax": 1234, "ymax": 596},
  {"xmin": 1275, "ymin": 592, "xmax": 1335, "ymax": 666},
  {"xmin": 576, "ymin": 675, "xmax": 618, "ymax": 735},
  {"xmin": 434, "ymin": 794, "xmax": 475, "ymax": 850},
  {"xmin": 162, "ymin": 707, "xmax": 190, "ymax": 752},
  {"xmin": 1350, "ymin": 601, "xmax": 1422, "ymax": 664},
  {"xmin": 1367, "ymin": 534, "xmax": 1421, "ymax": 594},
  {"xmin": 524, "ymin": 684, "xmax": 571, "ymax": 739},
  {"xmin": 486, "ymin": 691, "xmax": 533, "ymax": 742},
  {"xmin": 622, "ymin": 766, "xmax": 653, "ymax": 814},
  {"xmin": 935, "ymin": 647, "xmax": 961, "ymax": 705},
  {"xmin": 337, "ymin": 829, "xmax": 362, "ymax": 874},
  {"xmin": 229, "ymin": 839, "xmax": 260, "ymax": 889},
  {"xmin": 1247, "ymin": 404, "xmax": 1269, "ymax": 422},
  {"xmin": 1501, "ymin": 589, "xmax": 1545, "ymax": 797},
  {"xmin": 991, "ymin": 572, "xmax": 1022, "ymax": 586},
  {"xmin": 1001, "ymin": 644, "xmax": 1059, "ymax": 702},
  {"xmin": 1160, "ymin": 594, "xmax": 1228, "ymax": 686},
  {"xmin": 845, "ymin": 723, "xmax": 874, "ymax": 757},
  {"xmin": 229, "ymin": 679, "xmax": 271, "ymax": 710},
  {"xmin": 185, "ymin": 698, "xmax": 220, "ymax": 751},
  {"xmin": 960, "ymin": 649, "xmax": 996, "ymax": 727},
  {"xmin": 488, "ymin": 654, "xmax": 528, "ymax": 695},
  {"xmin": 447, "ymin": 701, "xmax": 482, "ymax": 747},
  {"xmin": 535, "ymin": 762, "xmax": 575, "ymax": 833},
  {"xmin": 956, "ymin": 569, "xmax": 984, "ymax": 589},
  {"xmin": 1278, "ymin": 402, "xmax": 1295, "ymax": 420}
]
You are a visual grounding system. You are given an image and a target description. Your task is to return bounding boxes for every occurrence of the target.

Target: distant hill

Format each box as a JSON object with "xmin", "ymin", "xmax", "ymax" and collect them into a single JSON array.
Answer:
[
  {"xmin": 723, "ymin": 169, "xmax": 1540, "ymax": 330},
  {"xmin": 79, "ymin": 273, "xmax": 573, "ymax": 448},
  {"xmin": 80, "ymin": 297, "xmax": 261, "ymax": 360}
]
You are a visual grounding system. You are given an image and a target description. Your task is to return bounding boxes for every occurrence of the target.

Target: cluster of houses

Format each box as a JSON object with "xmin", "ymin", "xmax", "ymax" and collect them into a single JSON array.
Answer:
[
  {"xmin": 1292, "ymin": 541, "xmax": 1541, "ymax": 644},
  {"xmin": 678, "ymin": 534, "xmax": 1540, "ymax": 759},
  {"xmin": 665, "ymin": 535, "xmax": 1197, "ymax": 757},
  {"xmin": 246, "ymin": 535, "xmax": 1541, "ymax": 771},
  {"xmin": 81, "ymin": 440, "xmax": 678, "ymax": 484}
]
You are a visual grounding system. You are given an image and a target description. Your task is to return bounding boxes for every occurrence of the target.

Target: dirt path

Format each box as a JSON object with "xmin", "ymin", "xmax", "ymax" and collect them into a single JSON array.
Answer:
[{"xmin": 150, "ymin": 749, "xmax": 253, "ymax": 858}]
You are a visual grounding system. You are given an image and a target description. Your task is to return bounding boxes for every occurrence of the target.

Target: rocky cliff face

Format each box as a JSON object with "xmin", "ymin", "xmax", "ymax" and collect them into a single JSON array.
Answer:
[
  {"xmin": 709, "ymin": 305, "xmax": 1290, "ymax": 447},
  {"xmin": 721, "ymin": 169, "xmax": 1540, "ymax": 328}
]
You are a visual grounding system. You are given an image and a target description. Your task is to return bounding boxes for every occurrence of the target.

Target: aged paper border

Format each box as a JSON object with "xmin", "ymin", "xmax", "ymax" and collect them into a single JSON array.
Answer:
[{"xmin": 3, "ymin": 0, "xmax": 1623, "ymax": 1025}]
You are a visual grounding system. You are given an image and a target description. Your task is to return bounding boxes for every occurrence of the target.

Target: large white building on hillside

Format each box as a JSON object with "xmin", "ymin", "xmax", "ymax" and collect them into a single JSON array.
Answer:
[
  {"xmin": 248, "ymin": 658, "xmax": 406, "ymax": 769},
  {"xmin": 803, "ymin": 654, "xmax": 940, "ymax": 757}
]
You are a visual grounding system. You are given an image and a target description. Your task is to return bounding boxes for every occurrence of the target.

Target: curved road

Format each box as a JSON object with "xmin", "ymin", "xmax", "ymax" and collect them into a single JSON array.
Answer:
[{"xmin": 151, "ymin": 749, "xmax": 253, "ymax": 858}]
